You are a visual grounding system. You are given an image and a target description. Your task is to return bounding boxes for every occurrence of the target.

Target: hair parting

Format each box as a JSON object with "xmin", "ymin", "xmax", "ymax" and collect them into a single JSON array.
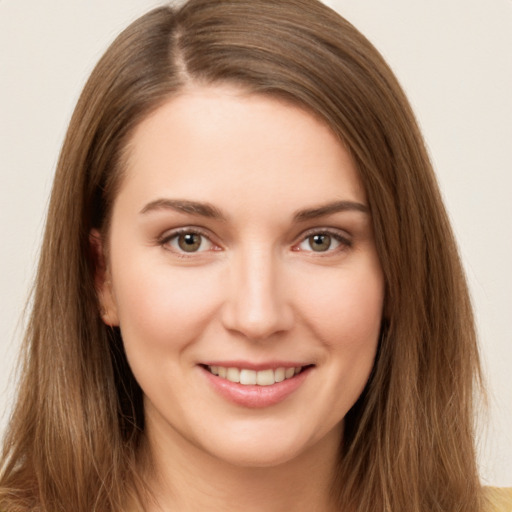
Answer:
[{"xmin": 1, "ymin": 1, "xmax": 485, "ymax": 511}]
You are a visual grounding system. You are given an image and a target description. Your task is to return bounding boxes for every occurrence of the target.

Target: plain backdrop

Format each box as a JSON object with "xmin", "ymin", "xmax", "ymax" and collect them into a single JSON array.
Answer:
[{"xmin": 1, "ymin": 0, "xmax": 511, "ymax": 486}]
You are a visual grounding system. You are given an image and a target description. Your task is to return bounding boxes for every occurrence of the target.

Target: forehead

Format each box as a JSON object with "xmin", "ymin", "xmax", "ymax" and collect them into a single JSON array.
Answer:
[{"xmin": 117, "ymin": 85, "xmax": 366, "ymax": 217}]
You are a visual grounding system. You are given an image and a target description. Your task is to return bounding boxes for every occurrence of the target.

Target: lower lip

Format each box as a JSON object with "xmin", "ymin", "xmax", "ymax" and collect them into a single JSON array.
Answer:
[{"xmin": 201, "ymin": 366, "xmax": 312, "ymax": 408}]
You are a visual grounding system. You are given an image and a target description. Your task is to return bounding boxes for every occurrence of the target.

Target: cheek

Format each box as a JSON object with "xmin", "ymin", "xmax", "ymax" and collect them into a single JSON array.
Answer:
[
  {"xmin": 298, "ymin": 262, "xmax": 384, "ymax": 349},
  {"xmin": 297, "ymin": 259, "xmax": 383, "ymax": 403},
  {"xmin": 111, "ymin": 256, "xmax": 224, "ymax": 353},
  {"xmin": 320, "ymin": 272, "xmax": 383, "ymax": 395}
]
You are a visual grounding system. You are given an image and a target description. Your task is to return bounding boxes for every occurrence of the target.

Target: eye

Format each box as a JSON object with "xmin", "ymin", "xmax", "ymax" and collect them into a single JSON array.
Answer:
[
  {"xmin": 162, "ymin": 230, "xmax": 215, "ymax": 253},
  {"xmin": 295, "ymin": 230, "xmax": 350, "ymax": 253}
]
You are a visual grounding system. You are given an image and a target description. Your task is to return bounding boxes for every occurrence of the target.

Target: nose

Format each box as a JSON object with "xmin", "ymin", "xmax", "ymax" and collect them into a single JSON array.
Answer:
[{"xmin": 220, "ymin": 247, "xmax": 294, "ymax": 341}]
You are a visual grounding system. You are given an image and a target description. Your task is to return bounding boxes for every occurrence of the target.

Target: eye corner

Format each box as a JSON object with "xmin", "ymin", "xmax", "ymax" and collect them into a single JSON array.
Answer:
[
  {"xmin": 292, "ymin": 228, "xmax": 352, "ymax": 255},
  {"xmin": 158, "ymin": 227, "xmax": 222, "ymax": 256}
]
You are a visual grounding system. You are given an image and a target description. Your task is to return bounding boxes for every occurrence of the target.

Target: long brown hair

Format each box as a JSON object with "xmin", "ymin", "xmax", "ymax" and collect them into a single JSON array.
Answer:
[{"xmin": 0, "ymin": 1, "xmax": 484, "ymax": 510}]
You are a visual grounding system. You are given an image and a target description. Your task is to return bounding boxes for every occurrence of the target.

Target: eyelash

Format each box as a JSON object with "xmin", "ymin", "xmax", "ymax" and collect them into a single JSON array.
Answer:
[
  {"xmin": 293, "ymin": 228, "xmax": 352, "ymax": 254},
  {"xmin": 157, "ymin": 227, "xmax": 352, "ymax": 256},
  {"xmin": 158, "ymin": 227, "xmax": 217, "ymax": 257}
]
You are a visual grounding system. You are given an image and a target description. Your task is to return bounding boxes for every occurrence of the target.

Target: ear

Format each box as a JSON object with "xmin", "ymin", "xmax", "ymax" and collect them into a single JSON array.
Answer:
[{"xmin": 90, "ymin": 229, "xmax": 119, "ymax": 326}]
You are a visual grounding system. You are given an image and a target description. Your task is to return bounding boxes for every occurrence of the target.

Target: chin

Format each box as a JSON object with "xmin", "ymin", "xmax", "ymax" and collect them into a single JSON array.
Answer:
[
  {"xmin": 205, "ymin": 440, "xmax": 311, "ymax": 469},
  {"xmin": 191, "ymin": 418, "xmax": 343, "ymax": 470}
]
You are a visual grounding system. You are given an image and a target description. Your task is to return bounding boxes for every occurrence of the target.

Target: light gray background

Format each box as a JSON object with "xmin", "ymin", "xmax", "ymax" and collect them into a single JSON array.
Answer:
[{"xmin": 1, "ymin": 0, "xmax": 511, "ymax": 485}]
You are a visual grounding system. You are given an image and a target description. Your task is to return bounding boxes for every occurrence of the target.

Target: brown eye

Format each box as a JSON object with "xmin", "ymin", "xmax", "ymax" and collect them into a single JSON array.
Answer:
[
  {"xmin": 296, "ymin": 231, "xmax": 348, "ymax": 254},
  {"xmin": 159, "ymin": 228, "xmax": 219, "ymax": 256},
  {"xmin": 163, "ymin": 231, "xmax": 214, "ymax": 254},
  {"xmin": 177, "ymin": 233, "xmax": 203, "ymax": 252},
  {"xmin": 308, "ymin": 234, "xmax": 332, "ymax": 252}
]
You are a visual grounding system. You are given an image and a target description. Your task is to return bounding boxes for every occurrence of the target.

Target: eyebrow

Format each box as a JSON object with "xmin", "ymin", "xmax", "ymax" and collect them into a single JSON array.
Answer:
[
  {"xmin": 292, "ymin": 200, "xmax": 369, "ymax": 222},
  {"xmin": 139, "ymin": 198, "xmax": 226, "ymax": 220},
  {"xmin": 139, "ymin": 198, "xmax": 368, "ymax": 222}
]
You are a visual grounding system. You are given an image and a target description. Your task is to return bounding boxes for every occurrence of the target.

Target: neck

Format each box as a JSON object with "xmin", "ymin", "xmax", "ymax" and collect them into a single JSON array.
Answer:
[{"xmin": 135, "ymin": 414, "xmax": 342, "ymax": 512}]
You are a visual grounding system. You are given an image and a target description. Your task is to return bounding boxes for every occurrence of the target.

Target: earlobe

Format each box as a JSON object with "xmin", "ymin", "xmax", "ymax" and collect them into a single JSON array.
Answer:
[{"xmin": 89, "ymin": 229, "xmax": 119, "ymax": 327}]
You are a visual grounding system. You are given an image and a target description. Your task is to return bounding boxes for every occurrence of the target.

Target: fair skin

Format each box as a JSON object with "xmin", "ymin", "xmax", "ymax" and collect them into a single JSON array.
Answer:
[{"xmin": 97, "ymin": 85, "xmax": 384, "ymax": 511}]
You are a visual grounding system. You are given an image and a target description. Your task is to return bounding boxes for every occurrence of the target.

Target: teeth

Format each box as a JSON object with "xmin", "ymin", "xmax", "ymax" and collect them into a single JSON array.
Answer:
[
  {"xmin": 207, "ymin": 365, "xmax": 304, "ymax": 386},
  {"xmin": 256, "ymin": 369, "xmax": 274, "ymax": 386},
  {"xmin": 226, "ymin": 367, "xmax": 240, "ymax": 383},
  {"xmin": 240, "ymin": 369, "xmax": 257, "ymax": 385},
  {"xmin": 274, "ymin": 367, "xmax": 285, "ymax": 383},
  {"xmin": 285, "ymin": 367, "xmax": 295, "ymax": 379}
]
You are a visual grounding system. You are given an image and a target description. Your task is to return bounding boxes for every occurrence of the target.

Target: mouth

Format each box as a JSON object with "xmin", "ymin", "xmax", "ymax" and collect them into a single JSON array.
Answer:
[
  {"xmin": 201, "ymin": 364, "xmax": 313, "ymax": 386},
  {"xmin": 200, "ymin": 363, "xmax": 314, "ymax": 408}
]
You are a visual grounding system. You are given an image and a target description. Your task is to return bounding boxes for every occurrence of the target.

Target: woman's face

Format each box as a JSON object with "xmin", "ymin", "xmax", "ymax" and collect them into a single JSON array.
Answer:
[{"xmin": 99, "ymin": 85, "xmax": 384, "ymax": 468}]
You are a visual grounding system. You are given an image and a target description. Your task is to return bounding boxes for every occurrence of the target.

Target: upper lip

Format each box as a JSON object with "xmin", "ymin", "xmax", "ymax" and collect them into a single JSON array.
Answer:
[{"xmin": 200, "ymin": 360, "xmax": 314, "ymax": 371}]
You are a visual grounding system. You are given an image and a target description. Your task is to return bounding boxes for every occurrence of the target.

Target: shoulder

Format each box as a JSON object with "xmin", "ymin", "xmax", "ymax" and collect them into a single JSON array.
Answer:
[{"xmin": 484, "ymin": 487, "xmax": 512, "ymax": 512}]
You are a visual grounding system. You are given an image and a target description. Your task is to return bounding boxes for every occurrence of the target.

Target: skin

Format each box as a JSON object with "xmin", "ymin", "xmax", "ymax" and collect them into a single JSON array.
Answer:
[{"xmin": 97, "ymin": 85, "xmax": 384, "ymax": 511}]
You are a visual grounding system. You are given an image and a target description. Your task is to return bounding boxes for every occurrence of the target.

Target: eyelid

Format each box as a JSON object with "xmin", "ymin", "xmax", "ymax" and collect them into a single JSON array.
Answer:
[
  {"xmin": 292, "ymin": 227, "xmax": 352, "ymax": 252},
  {"xmin": 156, "ymin": 225, "xmax": 352, "ymax": 255},
  {"xmin": 158, "ymin": 226, "xmax": 221, "ymax": 255}
]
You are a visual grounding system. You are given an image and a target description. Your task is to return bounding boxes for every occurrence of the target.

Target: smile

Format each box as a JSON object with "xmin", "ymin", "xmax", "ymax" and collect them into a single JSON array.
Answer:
[
  {"xmin": 201, "ymin": 363, "xmax": 313, "ymax": 408},
  {"xmin": 206, "ymin": 365, "xmax": 303, "ymax": 386}
]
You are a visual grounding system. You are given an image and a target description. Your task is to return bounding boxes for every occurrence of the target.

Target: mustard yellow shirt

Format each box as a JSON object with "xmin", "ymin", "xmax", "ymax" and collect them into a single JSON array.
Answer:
[
  {"xmin": 123, "ymin": 487, "xmax": 512, "ymax": 511},
  {"xmin": 486, "ymin": 487, "xmax": 512, "ymax": 512}
]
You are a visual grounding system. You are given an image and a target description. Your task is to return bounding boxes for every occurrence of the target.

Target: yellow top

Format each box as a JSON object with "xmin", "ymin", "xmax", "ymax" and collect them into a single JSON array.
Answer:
[
  {"xmin": 122, "ymin": 487, "xmax": 512, "ymax": 511},
  {"xmin": 486, "ymin": 487, "xmax": 512, "ymax": 512}
]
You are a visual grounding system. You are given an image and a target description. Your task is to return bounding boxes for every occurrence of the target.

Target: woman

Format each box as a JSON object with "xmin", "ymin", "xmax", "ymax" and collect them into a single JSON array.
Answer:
[{"xmin": 0, "ymin": 0, "xmax": 509, "ymax": 510}]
